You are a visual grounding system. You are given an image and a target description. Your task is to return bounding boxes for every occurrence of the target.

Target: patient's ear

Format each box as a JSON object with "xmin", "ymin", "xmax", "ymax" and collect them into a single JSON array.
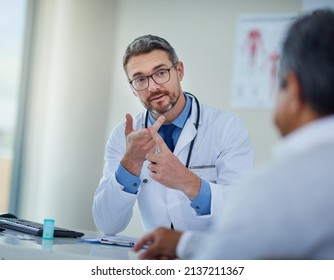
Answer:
[{"xmin": 285, "ymin": 71, "xmax": 304, "ymax": 115}]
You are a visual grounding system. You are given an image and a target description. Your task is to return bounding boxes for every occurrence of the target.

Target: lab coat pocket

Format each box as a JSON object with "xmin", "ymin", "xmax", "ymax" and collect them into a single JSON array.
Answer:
[{"xmin": 189, "ymin": 165, "xmax": 217, "ymax": 183}]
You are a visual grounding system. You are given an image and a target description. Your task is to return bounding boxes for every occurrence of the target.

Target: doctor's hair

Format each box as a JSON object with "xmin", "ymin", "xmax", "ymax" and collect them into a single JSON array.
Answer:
[
  {"xmin": 123, "ymin": 34, "xmax": 179, "ymax": 70},
  {"xmin": 278, "ymin": 9, "xmax": 334, "ymax": 115}
]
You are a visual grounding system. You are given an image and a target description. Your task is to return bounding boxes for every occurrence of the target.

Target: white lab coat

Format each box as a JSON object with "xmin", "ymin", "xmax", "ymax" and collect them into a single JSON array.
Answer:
[{"xmin": 93, "ymin": 97, "xmax": 253, "ymax": 235}]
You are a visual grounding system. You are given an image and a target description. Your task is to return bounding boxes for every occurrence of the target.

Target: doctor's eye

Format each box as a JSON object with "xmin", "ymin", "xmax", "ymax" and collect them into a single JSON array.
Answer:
[{"xmin": 134, "ymin": 76, "xmax": 147, "ymax": 85}]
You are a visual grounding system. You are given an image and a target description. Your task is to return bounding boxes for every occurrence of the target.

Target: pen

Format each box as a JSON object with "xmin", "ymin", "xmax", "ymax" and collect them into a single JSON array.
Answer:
[{"xmin": 100, "ymin": 238, "xmax": 135, "ymax": 247}]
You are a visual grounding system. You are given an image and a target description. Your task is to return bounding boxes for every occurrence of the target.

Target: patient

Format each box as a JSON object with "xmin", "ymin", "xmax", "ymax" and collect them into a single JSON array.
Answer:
[{"xmin": 134, "ymin": 9, "xmax": 334, "ymax": 260}]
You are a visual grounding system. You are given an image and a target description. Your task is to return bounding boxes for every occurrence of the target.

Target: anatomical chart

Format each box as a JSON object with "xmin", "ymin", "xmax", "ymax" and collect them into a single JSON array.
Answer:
[{"xmin": 231, "ymin": 14, "xmax": 296, "ymax": 109}]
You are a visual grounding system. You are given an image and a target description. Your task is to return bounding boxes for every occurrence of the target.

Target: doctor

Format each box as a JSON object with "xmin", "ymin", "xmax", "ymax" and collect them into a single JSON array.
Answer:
[{"xmin": 92, "ymin": 35, "xmax": 253, "ymax": 235}]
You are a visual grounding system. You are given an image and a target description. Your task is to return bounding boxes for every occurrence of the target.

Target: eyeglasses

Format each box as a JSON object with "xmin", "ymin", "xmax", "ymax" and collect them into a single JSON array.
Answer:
[{"xmin": 129, "ymin": 63, "xmax": 177, "ymax": 91}]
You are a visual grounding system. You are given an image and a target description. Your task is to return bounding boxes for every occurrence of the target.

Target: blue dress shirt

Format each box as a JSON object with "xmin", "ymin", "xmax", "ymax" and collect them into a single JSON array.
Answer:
[{"xmin": 115, "ymin": 93, "xmax": 211, "ymax": 215}]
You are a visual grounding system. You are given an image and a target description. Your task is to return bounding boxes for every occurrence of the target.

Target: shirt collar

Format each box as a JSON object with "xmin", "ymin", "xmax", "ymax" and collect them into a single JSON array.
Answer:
[
  {"xmin": 273, "ymin": 115, "xmax": 334, "ymax": 158},
  {"xmin": 148, "ymin": 92, "xmax": 192, "ymax": 129}
]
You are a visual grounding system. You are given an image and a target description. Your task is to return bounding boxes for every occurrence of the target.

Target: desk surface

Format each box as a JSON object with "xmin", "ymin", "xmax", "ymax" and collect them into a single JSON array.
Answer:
[{"xmin": 0, "ymin": 229, "xmax": 139, "ymax": 260}]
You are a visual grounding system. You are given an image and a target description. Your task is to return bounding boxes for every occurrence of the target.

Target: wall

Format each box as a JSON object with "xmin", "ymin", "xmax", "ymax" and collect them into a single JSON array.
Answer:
[
  {"xmin": 19, "ymin": 0, "xmax": 116, "ymax": 231},
  {"xmin": 19, "ymin": 0, "xmax": 302, "ymax": 238}
]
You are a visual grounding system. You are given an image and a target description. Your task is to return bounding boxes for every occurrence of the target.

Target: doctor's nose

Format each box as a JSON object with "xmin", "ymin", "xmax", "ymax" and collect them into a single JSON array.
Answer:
[{"xmin": 147, "ymin": 76, "xmax": 161, "ymax": 92}]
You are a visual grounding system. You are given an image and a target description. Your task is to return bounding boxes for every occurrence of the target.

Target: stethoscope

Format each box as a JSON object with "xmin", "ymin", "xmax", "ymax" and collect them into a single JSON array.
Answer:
[{"xmin": 144, "ymin": 92, "xmax": 200, "ymax": 168}]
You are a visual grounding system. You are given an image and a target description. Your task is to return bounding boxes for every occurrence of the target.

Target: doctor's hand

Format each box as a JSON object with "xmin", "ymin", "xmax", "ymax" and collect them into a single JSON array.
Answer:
[
  {"xmin": 133, "ymin": 227, "xmax": 182, "ymax": 260},
  {"xmin": 146, "ymin": 125, "xmax": 201, "ymax": 200},
  {"xmin": 121, "ymin": 114, "xmax": 165, "ymax": 176}
]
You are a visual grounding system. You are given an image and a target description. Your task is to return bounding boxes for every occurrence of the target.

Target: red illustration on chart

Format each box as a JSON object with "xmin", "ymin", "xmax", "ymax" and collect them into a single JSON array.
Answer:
[
  {"xmin": 268, "ymin": 51, "xmax": 280, "ymax": 95},
  {"xmin": 243, "ymin": 29, "xmax": 265, "ymax": 68}
]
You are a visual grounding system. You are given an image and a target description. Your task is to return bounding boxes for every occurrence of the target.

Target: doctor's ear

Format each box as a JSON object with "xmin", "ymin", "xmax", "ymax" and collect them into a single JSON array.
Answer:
[{"xmin": 175, "ymin": 61, "xmax": 184, "ymax": 82}]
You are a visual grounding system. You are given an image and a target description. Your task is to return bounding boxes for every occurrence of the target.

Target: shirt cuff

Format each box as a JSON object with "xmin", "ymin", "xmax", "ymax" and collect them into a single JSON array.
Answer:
[
  {"xmin": 190, "ymin": 179, "xmax": 211, "ymax": 215},
  {"xmin": 115, "ymin": 163, "xmax": 141, "ymax": 194}
]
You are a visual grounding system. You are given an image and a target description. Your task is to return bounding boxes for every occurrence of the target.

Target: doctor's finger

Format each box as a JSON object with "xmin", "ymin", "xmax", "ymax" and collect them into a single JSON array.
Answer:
[
  {"xmin": 148, "ymin": 127, "xmax": 169, "ymax": 153},
  {"xmin": 124, "ymin": 114, "xmax": 134, "ymax": 136},
  {"xmin": 150, "ymin": 115, "xmax": 165, "ymax": 133},
  {"xmin": 125, "ymin": 114, "xmax": 150, "ymax": 140},
  {"xmin": 130, "ymin": 128, "xmax": 151, "ymax": 140}
]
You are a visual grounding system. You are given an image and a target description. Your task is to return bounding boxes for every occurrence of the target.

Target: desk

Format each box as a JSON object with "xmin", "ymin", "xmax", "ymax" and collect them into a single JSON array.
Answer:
[{"xmin": 0, "ymin": 229, "xmax": 139, "ymax": 259}]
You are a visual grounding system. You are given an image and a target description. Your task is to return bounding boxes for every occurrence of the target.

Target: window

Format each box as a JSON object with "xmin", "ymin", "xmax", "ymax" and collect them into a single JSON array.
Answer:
[{"xmin": 0, "ymin": 0, "xmax": 28, "ymax": 213}]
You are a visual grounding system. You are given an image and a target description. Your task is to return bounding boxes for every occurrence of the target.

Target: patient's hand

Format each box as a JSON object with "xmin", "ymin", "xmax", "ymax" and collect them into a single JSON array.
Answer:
[{"xmin": 133, "ymin": 227, "xmax": 182, "ymax": 260}]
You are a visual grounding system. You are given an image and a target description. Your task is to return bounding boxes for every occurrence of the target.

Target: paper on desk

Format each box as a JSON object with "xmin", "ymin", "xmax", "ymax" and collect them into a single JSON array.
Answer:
[
  {"xmin": 3, "ymin": 231, "xmax": 36, "ymax": 241},
  {"xmin": 81, "ymin": 235, "xmax": 137, "ymax": 247},
  {"xmin": 16, "ymin": 234, "xmax": 35, "ymax": 240}
]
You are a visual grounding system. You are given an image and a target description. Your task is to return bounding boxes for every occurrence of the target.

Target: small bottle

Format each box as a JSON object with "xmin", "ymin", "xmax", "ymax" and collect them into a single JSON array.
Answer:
[{"xmin": 42, "ymin": 219, "xmax": 55, "ymax": 240}]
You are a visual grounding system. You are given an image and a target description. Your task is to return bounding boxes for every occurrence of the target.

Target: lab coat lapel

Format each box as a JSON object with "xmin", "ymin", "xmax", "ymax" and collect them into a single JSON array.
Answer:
[
  {"xmin": 174, "ymin": 118, "xmax": 197, "ymax": 156},
  {"xmin": 173, "ymin": 96, "xmax": 200, "ymax": 158}
]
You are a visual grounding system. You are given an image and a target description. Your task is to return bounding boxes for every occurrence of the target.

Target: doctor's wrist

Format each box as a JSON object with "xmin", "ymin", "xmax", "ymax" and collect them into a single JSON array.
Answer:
[
  {"xmin": 182, "ymin": 172, "xmax": 201, "ymax": 200},
  {"xmin": 120, "ymin": 156, "xmax": 144, "ymax": 176}
]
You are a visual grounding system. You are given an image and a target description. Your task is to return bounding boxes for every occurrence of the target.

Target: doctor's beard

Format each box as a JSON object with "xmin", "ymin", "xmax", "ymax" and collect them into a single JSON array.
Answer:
[{"xmin": 143, "ymin": 90, "xmax": 181, "ymax": 115}]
